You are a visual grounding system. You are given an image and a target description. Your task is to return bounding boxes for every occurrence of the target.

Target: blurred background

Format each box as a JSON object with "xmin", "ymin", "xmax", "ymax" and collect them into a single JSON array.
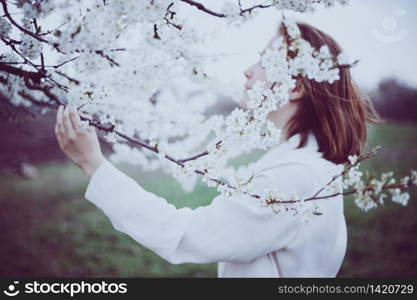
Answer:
[{"xmin": 1, "ymin": 0, "xmax": 417, "ymax": 277}]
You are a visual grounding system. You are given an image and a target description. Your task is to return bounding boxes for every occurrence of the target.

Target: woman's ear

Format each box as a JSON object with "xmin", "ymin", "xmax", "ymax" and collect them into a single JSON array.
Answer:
[{"xmin": 289, "ymin": 81, "xmax": 305, "ymax": 101}]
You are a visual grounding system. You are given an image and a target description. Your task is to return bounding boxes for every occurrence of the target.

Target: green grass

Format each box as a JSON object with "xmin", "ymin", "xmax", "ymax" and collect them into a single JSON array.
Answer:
[
  {"xmin": 339, "ymin": 122, "xmax": 417, "ymax": 277},
  {"xmin": 0, "ymin": 121, "xmax": 416, "ymax": 277},
  {"xmin": 0, "ymin": 163, "xmax": 219, "ymax": 277}
]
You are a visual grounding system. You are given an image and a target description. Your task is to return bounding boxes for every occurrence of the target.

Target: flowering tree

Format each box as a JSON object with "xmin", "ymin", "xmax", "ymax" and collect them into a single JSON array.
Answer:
[{"xmin": 1, "ymin": 0, "xmax": 416, "ymax": 222}]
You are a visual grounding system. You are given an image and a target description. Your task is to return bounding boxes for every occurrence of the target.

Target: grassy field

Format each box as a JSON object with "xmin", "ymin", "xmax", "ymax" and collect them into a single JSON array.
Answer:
[{"xmin": 0, "ymin": 122, "xmax": 416, "ymax": 277}]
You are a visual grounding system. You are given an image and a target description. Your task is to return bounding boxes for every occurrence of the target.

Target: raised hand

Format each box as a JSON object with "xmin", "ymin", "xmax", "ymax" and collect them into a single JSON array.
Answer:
[{"xmin": 55, "ymin": 105, "xmax": 106, "ymax": 177}]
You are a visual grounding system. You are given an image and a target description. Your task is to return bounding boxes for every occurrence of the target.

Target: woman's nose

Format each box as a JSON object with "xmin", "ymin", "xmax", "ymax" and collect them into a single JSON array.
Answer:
[{"xmin": 244, "ymin": 70, "xmax": 253, "ymax": 79}]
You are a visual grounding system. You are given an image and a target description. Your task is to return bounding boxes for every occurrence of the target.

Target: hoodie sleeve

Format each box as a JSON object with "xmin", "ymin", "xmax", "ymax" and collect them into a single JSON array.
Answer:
[{"xmin": 85, "ymin": 160, "xmax": 318, "ymax": 264}]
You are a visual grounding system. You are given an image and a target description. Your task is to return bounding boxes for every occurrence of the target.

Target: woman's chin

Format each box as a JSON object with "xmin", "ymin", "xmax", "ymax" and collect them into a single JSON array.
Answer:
[
  {"xmin": 239, "ymin": 94, "xmax": 249, "ymax": 109},
  {"xmin": 239, "ymin": 100, "xmax": 247, "ymax": 110}
]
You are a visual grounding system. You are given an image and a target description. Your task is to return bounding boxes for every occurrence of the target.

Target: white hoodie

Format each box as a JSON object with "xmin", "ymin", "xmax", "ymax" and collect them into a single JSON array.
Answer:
[{"xmin": 85, "ymin": 131, "xmax": 347, "ymax": 277}]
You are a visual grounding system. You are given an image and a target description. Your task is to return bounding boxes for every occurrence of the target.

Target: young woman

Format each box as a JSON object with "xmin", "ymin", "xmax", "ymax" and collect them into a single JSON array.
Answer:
[{"xmin": 55, "ymin": 21, "xmax": 382, "ymax": 277}]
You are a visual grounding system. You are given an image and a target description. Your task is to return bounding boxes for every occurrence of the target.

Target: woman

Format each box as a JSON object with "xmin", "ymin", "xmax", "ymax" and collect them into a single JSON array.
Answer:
[{"xmin": 55, "ymin": 21, "xmax": 382, "ymax": 277}]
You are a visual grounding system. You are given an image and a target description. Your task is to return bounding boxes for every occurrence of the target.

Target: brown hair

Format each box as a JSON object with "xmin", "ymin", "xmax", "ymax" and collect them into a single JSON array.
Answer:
[{"xmin": 280, "ymin": 21, "xmax": 384, "ymax": 164}]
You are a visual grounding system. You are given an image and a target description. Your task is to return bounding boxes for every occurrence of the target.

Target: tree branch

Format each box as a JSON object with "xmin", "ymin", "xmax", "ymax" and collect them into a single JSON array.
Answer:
[
  {"xmin": 179, "ymin": 0, "xmax": 274, "ymax": 18},
  {"xmin": 179, "ymin": 0, "xmax": 226, "ymax": 17}
]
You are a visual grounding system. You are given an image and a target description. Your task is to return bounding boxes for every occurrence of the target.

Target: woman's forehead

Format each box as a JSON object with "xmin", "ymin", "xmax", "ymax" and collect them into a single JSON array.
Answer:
[{"xmin": 263, "ymin": 33, "xmax": 281, "ymax": 52}]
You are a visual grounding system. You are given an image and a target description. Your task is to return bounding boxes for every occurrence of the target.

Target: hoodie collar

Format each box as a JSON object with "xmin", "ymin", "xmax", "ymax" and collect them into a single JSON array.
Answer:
[
  {"xmin": 270, "ymin": 131, "xmax": 319, "ymax": 156},
  {"xmin": 252, "ymin": 131, "xmax": 321, "ymax": 172},
  {"xmin": 287, "ymin": 131, "xmax": 319, "ymax": 151}
]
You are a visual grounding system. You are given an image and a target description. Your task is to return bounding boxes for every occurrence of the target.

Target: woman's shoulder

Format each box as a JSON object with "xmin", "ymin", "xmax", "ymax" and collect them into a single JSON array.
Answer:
[
  {"xmin": 252, "ymin": 146, "xmax": 321, "ymax": 176},
  {"xmin": 252, "ymin": 132, "xmax": 344, "ymax": 179}
]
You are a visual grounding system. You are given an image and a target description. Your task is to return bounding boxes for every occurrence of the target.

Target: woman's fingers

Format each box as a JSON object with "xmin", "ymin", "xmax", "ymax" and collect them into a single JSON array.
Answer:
[
  {"xmin": 63, "ymin": 105, "xmax": 76, "ymax": 139},
  {"xmin": 56, "ymin": 105, "xmax": 64, "ymax": 135},
  {"xmin": 79, "ymin": 111, "xmax": 93, "ymax": 121},
  {"xmin": 54, "ymin": 122, "xmax": 60, "ymax": 138},
  {"xmin": 77, "ymin": 111, "xmax": 97, "ymax": 135},
  {"xmin": 55, "ymin": 123, "xmax": 64, "ymax": 147},
  {"xmin": 69, "ymin": 106, "xmax": 82, "ymax": 132},
  {"xmin": 55, "ymin": 104, "xmax": 97, "ymax": 146},
  {"xmin": 55, "ymin": 108, "xmax": 65, "ymax": 149}
]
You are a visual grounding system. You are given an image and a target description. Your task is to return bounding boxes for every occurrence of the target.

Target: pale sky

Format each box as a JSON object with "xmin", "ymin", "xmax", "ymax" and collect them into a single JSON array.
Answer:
[{"xmin": 180, "ymin": 0, "xmax": 417, "ymax": 91}]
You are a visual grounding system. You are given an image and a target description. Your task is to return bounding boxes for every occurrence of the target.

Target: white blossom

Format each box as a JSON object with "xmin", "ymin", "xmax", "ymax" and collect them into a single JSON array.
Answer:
[
  {"xmin": 19, "ymin": 35, "xmax": 42, "ymax": 60},
  {"xmin": 337, "ymin": 52, "xmax": 350, "ymax": 65},
  {"xmin": 354, "ymin": 181, "xmax": 377, "ymax": 212},
  {"xmin": 348, "ymin": 154, "xmax": 358, "ymax": 165},
  {"xmin": 283, "ymin": 18, "xmax": 301, "ymax": 39},
  {"xmin": 343, "ymin": 162, "xmax": 363, "ymax": 189},
  {"xmin": 104, "ymin": 132, "xmax": 120, "ymax": 144},
  {"xmin": 272, "ymin": 0, "xmax": 349, "ymax": 13},
  {"xmin": 390, "ymin": 188, "xmax": 410, "ymax": 206},
  {"xmin": 221, "ymin": 1, "xmax": 243, "ymax": 26},
  {"xmin": 400, "ymin": 176, "xmax": 410, "ymax": 187},
  {"xmin": 22, "ymin": 2, "xmax": 38, "ymax": 19},
  {"xmin": 2, "ymin": 0, "xmax": 414, "ymax": 220},
  {"xmin": 411, "ymin": 170, "xmax": 417, "ymax": 185},
  {"xmin": 0, "ymin": 18, "xmax": 12, "ymax": 37},
  {"xmin": 79, "ymin": 120, "xmax": 90, "ymax": 131}
]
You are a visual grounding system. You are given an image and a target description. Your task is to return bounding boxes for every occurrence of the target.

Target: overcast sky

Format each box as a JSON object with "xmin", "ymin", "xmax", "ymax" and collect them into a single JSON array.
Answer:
[{"xmin": 181, "ymin": 0, "xmax": 417, "ymax": 92}]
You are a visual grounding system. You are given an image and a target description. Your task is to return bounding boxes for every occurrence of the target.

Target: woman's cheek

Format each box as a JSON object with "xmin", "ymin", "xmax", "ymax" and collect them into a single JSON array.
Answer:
[{"xmin": 240, "ymin": 90, "xmax": 249, "ymax": 109}]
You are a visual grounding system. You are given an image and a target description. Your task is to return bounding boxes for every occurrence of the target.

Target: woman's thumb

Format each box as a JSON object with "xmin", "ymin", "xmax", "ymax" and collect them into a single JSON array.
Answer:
[{"xmin": 79, "ymin": 111, "xmax": 93, "ymax": 121}]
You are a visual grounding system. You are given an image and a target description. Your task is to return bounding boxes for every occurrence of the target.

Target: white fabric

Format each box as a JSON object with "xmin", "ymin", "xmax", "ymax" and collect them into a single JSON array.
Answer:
[{"xmin": 85, "ymin": 131, "xmax": 347, "ymax": 277}]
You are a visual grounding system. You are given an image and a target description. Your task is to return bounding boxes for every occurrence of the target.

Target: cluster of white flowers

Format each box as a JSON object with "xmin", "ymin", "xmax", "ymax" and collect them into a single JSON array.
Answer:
[
  {"xmin": 221, "ymin": 0, "xmax": 261, "ymax": 27},
  {"xmin": 220, "ymin": 1, "xmax": 243, "ymax": 25},
  {"xmin": 390, "ymin": 188, "xmax": 410, "ymax": 206},
  {"xmin": 322, "ymin": 180, "xmax": 341, "ymax": 195},
  {"xmin": 343, "ymin": 154, "xmax": 362, "ymax": 189},
  {"xmin": 239, "ymin": 16, "xmax": 354, "ymax": 155},
  {"xmin": 224, "ymin": 109, "xmax": 282, "ymax": 149},
  {"xmin": 272, "ymin": 0, "xmax": 349, "ymax": 13},
  {"xmin": 18, "ymin": 34, "xmax": 43, "ymax": 60},
  {"xmin": 173, "ymin": 160, "xmax": 197, "ymax": 178},
  {"xmin": 260, "ymin": 36, "xmax": 297, "ymax": 104},
  {"xmin": 0, "ymin": 18, "xmax": 12, "ymax": 37},
  {"xmin": 2, "ymin": 0, "xmax": 415, "ymax": 220},
  {"xmin": 259, "ymin": 187, "xmax": 321, "ymax": 223},
  {"xmin": 21, "ymin": 2, "xmax": 37, "ymax": 19},
  {"xmin": 410, "ymin": 170, "xmax": 417, "ymax": 185},
  {"xmin": 265, "ymin": 189, "xmax": 292, "ymax": 208},
  {"xmin": 79, "ymin": 119, "xmax": 90, "ymax": 131},
  {"xmin": 342, "ymin": 154, "xmax": 416, "ymax": 212},
  {"xmin": 104, "ymin": 132, "xmax": 121, "ymax": 144},
  {"xmin": 353, "ymin": 181, "xmax": 377, "ymax": 212},
  {"xmin": 295, "ymin": 43, "xmax": 341, "ymax": 83},
  {"xmin": 263, "ymin": 18, "xmax": 353, "ymax": 86},
  {"xmin": 246, "ymin": 81, "xmax": 284, "ymax": 118},
  {"xmin": 18, "ymin": 0, "xmax": 55, "ymax": 20},
  {"xmin": 218, "ymin": 18, "xmax": 357, "ymax": 218},
  {"xmin": 345, "ymin": 157, "xmax": 381, "ymax": 211}
]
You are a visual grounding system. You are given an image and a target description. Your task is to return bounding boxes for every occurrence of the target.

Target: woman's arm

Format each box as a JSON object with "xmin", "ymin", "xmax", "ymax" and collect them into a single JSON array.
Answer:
[
  {"xmin": 84, "ymin": 160, "xmax": 317, "ymax": 264},
  {"xmin": 55, "ymin": 105, "xmax": 318, "ymax": 264}
]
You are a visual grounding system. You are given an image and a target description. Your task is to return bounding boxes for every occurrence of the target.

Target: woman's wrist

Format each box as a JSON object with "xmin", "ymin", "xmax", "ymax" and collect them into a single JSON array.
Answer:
[{"xmin": 82, "ymin": 154, "xmax": 106, "ymax": 178}]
